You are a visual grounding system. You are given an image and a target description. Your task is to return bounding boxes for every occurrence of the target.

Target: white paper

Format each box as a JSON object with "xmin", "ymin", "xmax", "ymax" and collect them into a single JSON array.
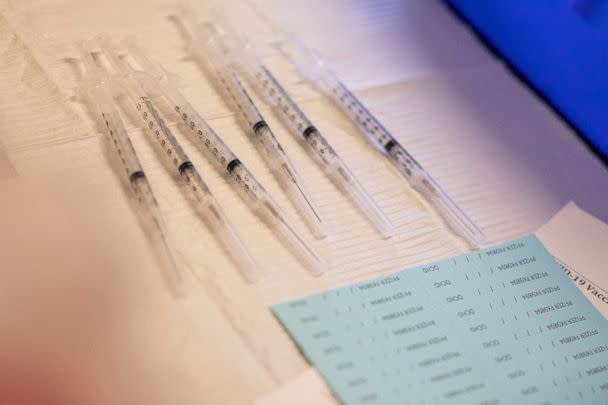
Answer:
[{"xmin": 537, "ymin": 201, "xmax": 608, "ymax": 319}]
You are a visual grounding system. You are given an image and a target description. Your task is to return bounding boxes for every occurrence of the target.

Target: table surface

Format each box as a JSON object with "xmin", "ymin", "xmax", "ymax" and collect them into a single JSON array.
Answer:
[{"xmin": 1, "ymin": 0, "xmax": 607, "ymax": 403}]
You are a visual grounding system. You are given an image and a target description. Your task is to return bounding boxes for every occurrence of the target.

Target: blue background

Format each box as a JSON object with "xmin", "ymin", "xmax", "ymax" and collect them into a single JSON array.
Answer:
[{"xmin": 445, "ymin": 0, "xmax": 608, "ymax": 162}]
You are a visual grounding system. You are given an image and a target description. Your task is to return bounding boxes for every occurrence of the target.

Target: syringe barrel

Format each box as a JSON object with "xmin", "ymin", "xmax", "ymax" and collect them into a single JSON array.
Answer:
[
  {"xmin": 278, "ymin": 38, "xmax": 485, "ymax": 245},
  {"xmin": 298, "ymin": 126, "xmax": 339, "ymax": 166},
  {"xmin": 94, "ymin": 39, "xmax": 265, "ymax": 280},
  {"xmin": 173, "ymin": 98, "xmax": 236, "ymax": 164},
  {"xmin": 244, "ymin": 64, "xmax": 313, "ymax": 141},
  {"xmin": 132, "ymin": 92, "xmax": 222, "ymax": 219},
  {"xmin": 253, "ymin": 122, "xmax": 326, "ymax": 239},
  {"xmin": 171, "ymin": 95, "xmax": 238, "ymax": 171},
  {"xmin": 178, "ymin": 164, "xmax": 213, "ymax": 204},
  {"xmin": 125, "ymin": 56, "xmax": 312, "ymax": 244},
  {"xmin": 312, "ymin": 76, "xmax": 424, "ymax": 185},
  {"xmin": 186, "ymin": 19, "xmax": 263, "ymax": 126},
  {"xmin": 168, "ymin": 94, "xmax": 269, "ymax": 203},
  {"xmin": 179, "ymin": 164, "xmax": 262, "ymax": 281},
  {"xmin": 134, "ymin": 92, "xmax": 264, "ymax": 279},
  {"xmin": 328, "ymin": 82, "xmax": 484, "ymax": 246},
  {"xmin": 206, "ymin": 61, "xmax": 294, "ymax": 174},
  {"xmin": 250, "ymin": 120, "xmax": 288, "ymax": 168},
  {"xmin": 276, "ymin": 37, "xmax": 394, "ymax": 152},
  {"xmin": 240, "ymin": 64, "xmax": 392, "ymax": 238},
  {"xmin": 326, "ymin": 79, "xmax": 407, "ymax": 157},
  {"xmin": 91, "ymin": 86, "xmax": 145, "ymax": 180},
  {"xmin": 83, "ymin": 83, "xmax": 186, "ymax": 296},
  {"xmin": 240, "ymin": 65, "xmax": 344, "ymax": 169},
  {"xmin": 208, "ymin": 63, "xmax": 326, "ymax": 237},
  {"xmin": 304, "ymin": 128, "xmax": 394, "ymax": 239},
  {"xmin": 185, "ymin": 22, "xmax": 326, "ymax": 238},
  {"xmin": 195, "ymin": 26, "xmax": 270, "ymax": 133},
  {"xmin": 170, "ymin": 85, "xmax": 322, "ymax": 272},
  {"xmin": 134, "ymin": 95, "xmax": 192, "ymax": 171},
  {"xmin": 130, "ymin": 174, "xmax": 186, "ymax": 296},
  {"xmin": 216, "ymin": 67, "xmax": 265, "ymax": 131},
  {"xmin": 128, "ymin": 70, "xmax": 250, "ymax": 193},
  {"xmin": 338, "ymin": 88, "xmax": 485, "ymax": 245}
]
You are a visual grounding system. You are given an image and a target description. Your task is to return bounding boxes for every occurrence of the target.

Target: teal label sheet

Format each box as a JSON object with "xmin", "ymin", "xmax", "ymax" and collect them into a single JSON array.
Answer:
[{"xmin": 273, "ymin": 235, "xmax": 608, "ymax": 404}]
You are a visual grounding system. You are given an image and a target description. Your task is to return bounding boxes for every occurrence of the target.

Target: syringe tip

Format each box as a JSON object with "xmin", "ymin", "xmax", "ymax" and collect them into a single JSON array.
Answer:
[
  {"xmin": 309, "ymin": 260, "xmax": 327, "ymax": 277},
  {"xmin": 264, "ymin": 199, "xmax": 327, "ymax": 276}
]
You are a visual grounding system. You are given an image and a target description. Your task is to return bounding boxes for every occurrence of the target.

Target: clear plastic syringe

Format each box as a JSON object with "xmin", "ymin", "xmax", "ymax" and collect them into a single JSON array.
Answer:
[
  {"xmin": 78, "ymin": 44, "xmax": 186, "ymax": 296},
  {"xmin": 276, "ymin": 36, "xmax": 486, "ymax": 249},
  {"xmin": 94, "ymin": 38, "xmax": 263, "ymax": 282},
  {"xmin": 176, "ymin": 10, "xmax": 326, "ymax": 240},
  {"xmin": 119, "ymin": 39, "xmax": 326, "ymax": 276},
  {"xmin": 205, "ymin": 21, "xmax": 394, "ymax": 239}
]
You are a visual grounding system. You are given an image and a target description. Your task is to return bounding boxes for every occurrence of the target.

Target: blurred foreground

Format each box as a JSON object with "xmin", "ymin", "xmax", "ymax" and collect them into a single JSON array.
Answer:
[{"xmin": 0, "ymin": 178, "xmax": 184, "ymax": 404}]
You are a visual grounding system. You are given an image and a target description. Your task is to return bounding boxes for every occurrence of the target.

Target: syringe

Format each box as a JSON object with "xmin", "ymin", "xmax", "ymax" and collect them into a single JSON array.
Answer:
[
  {"xmin": 276, "ymin": 36, "xmax": 486, "ymax": 248},
  {"xmin": 93, "ymin": 38, "xmax": 263, "ymax": 282},
  {"xmin": 205, "ymin": 20, "xmax": 394, "ymax": 239},
  {"xmin": 176, "ymin": 9, "xmax": 326, "ymax": 240},
  {"xmin": 78, "ymin": 44, "xmax": 186, "ymax": 296},
  {"xmin": 119, "ymin": 39, "xmax": 326, "ymax": 276}
]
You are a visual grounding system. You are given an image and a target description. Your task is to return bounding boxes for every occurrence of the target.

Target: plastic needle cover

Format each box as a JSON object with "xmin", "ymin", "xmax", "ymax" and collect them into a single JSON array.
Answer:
[
  {"xmin": 78, "ymin": 44, "xmax": 186, "ymax": 296},
  {"xmin": 207, "ymin": 19, "xmax": 394, "ymax": 239},
  {"xmin": 121, "ymin": 39, "xmax": 326, "ymax": 276},
  {"xmin": 95, "ymin": 38, "xmax": 263, "ymax": 282},
  {"xmin": 176, "ymin": 8, "xmax": 326, "ymax": 240},
  {"xmin": 276, "ymin": 36, "xmax": 486, "ymax": 248}
]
